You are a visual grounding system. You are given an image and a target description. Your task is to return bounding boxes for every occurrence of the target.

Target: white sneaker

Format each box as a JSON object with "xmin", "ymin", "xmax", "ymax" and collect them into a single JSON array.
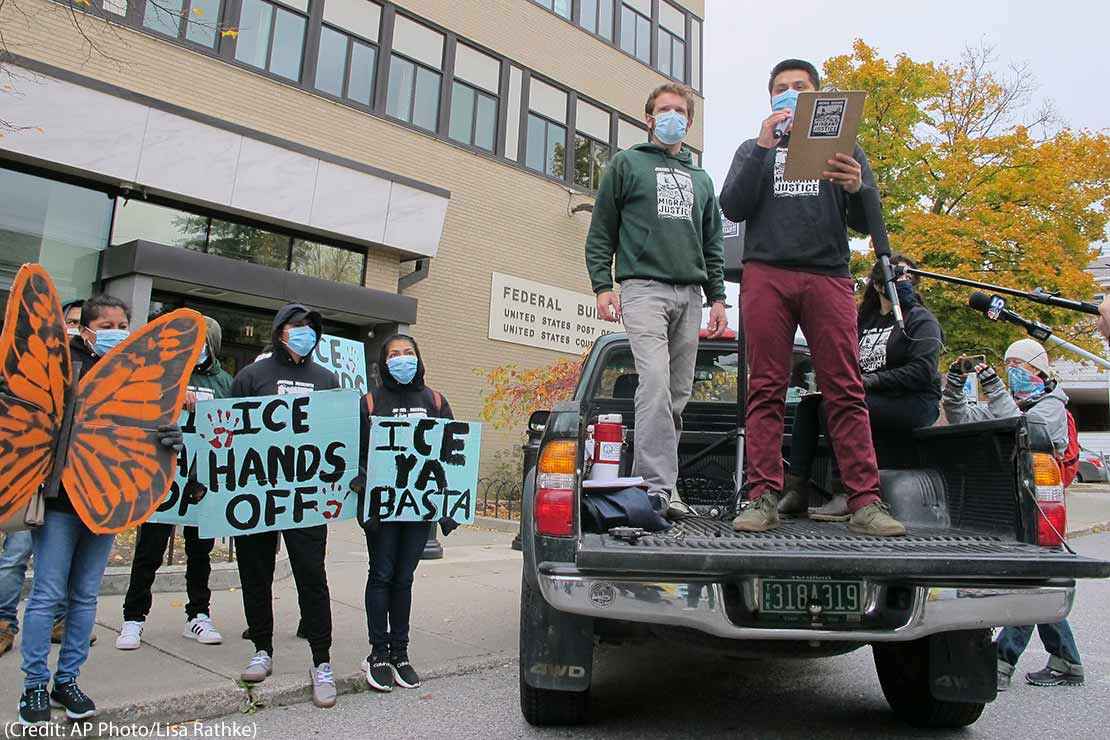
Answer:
[
  {"xmin": 115, "ymin": 620, "xmax": 143, "ymax": 650},
  {"xmin": 183, "ymin": 614, "xmax": 223, "ymax": 645}
]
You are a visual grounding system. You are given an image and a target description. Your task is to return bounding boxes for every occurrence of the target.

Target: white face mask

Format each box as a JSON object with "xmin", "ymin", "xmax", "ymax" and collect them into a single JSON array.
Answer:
[{"xmin": 66, "ymin": 327, "xmax": 81, "ymax": 337}]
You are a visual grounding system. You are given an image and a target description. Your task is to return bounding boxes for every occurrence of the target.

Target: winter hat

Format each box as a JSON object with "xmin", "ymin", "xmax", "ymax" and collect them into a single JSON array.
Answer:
[{"xmin": 1005, "ymin": 338, "xmax": 1052, "ymax": 378}]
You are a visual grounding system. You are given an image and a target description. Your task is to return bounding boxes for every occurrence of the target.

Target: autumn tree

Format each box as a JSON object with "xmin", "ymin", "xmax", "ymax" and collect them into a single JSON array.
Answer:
[
  {"xmin": 827, "ymin": 41, "xmax": 1110, "ymax": 363},
  {"xmin": 476, "ymin": 356, "xmax": 585, "ymax": 431}
]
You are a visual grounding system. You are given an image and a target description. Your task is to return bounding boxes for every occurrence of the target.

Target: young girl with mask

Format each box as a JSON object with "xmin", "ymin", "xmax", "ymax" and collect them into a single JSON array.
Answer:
[
  {"xmin": 781, "ymin": 254, "xmax": 944, "ymax": 520},
  {"xmin": 942, "ymin": 338, "xmax": 1084, "ymax": 691},
  {"xmin": 358, "ymin": 334, "xmax": 453, "ymax": 694}
]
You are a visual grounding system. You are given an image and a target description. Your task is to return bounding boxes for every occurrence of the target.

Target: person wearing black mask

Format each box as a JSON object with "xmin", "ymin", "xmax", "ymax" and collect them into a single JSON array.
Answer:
[
  {"xmin": 357, "ymin": 334, "xmax": 453, "ymax": 694},
  {"xmin": 780, "ymin": 254, "xmax": 943, "ymax": 520},
  {"xmin": 230, "ymin": 304, "xmax": 340, "ymax": 709}
]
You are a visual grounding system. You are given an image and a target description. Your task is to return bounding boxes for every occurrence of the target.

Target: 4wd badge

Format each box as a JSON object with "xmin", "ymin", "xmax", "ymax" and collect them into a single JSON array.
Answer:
[{"xmin": 588, "ymin": 582, "xmax": 616, "ymax": 608}]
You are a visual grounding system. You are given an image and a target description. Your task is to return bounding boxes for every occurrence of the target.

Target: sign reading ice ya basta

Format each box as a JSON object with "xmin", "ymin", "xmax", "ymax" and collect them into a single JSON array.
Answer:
[{"xmin": 489, "ymin": 272, "xmax": 620, "ymax": 355}]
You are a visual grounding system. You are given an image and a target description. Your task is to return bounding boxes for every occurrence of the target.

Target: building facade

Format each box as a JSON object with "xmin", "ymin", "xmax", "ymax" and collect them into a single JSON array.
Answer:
[{"xmin": 0, "ymin": 0, "xmax": 708, "ymax": 469}]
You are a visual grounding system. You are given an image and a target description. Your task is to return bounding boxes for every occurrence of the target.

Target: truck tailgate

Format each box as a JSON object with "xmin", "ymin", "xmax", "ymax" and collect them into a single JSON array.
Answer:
[{"xmin": 577, "ymin": 519, "xmax": 1110, "ymax": 580}]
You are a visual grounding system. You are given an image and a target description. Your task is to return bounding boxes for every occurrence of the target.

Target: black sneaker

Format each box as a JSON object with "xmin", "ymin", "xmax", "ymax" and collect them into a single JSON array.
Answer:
[
  {"xmin": 50, "ymin": 681, "xmax": 97, "ymax": 720},
  {"xmin": 19, "ymin": 685, "xmax": 50, "ymax": 725},
  {"xmin": 361, "ymin": 653, "xmax": 394, "ymax": 692},
  {"xmin": 390, "ymin": 650, "xmax": 422, "ymax": 689},
  {"xmin": 1026, "ymin": 664, "xmax": 1084, "ymax": 687}
]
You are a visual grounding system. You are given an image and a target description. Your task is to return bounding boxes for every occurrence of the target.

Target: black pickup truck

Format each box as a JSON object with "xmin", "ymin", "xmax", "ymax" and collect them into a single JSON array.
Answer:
[{"xmin": 518, "ymin": 332, "xmax": 1110, "ymax": 729}]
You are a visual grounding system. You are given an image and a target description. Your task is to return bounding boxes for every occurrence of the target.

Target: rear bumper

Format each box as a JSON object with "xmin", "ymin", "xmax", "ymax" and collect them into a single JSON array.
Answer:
[{"xmin": 537, "ymin": 567, "xmax": 1074, "ymax": 643}]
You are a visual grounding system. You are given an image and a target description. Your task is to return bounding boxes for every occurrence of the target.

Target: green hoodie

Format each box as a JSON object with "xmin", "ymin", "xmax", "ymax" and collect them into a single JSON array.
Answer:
[
  {"xmin": 188, "ymin": 316, "xmax": 233, "ymax": 400},
  {"xmin": 585, "ymin": 142, "xmax": 725, "ymax": 302}
]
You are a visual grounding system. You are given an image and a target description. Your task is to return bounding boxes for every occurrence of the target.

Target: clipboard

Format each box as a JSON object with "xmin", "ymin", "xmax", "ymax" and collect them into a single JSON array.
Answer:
[{"xmin": 782, "ymin": 91, "xmax": 866, "ymax": 182}]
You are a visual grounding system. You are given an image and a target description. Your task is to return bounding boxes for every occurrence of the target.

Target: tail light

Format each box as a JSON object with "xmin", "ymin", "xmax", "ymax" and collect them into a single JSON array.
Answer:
[
  {"xmin": 1032, "ymin": 453, "xmax": 1067, "ymax": 548},
  {"xmin": 535, "ymin": 440, "xmax": 577, "ymax": 537},
  {"xmin": 1091, "ymin": 456, "xmax": 1103, "ymax": 469}
]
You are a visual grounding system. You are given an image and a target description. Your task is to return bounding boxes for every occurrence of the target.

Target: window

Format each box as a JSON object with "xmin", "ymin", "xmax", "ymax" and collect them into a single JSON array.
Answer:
[
  {"xmin": 142, "ymin": 0, "xmax": 223, "ymax": 48},
  {"xmin": 111, "ymin": 199, "xmax": 208, "ymax": 250},
  {"xmin": 579, "ymin": 0, "xmax": 614, "ymax": 40},
  {"xmin": 690, "ymin": 18, "xmax": 701, "ymax": 90},
  {"xmin": 290, "ymin": 239, "xmax": 364, "ymax": 285},
  {"xmin": 617, "ymin": 118, "xmax": 647, "ymax": 151},
  {"xmin": 657, "ymin": 1, "xmax": 686, "ymax": 80},
  {"xmin": 574, "ymin": 134, "xmax": 609, "ymax": 190},
  {"xmin": 531, "ymin": 0, "xmax": 570, "ymax": 18},
  {"xmin": 235, "ymin": 0, "xmax": 307, "ymax": 81},
  {"xmin": 597, "ymin": 346, "xmax": 739, "ymax": 403},
  {"xmin": 449, "ymin": 44, "xmax": 500, "ymax": 152},
  {"xmin": 619, "ymin": 1, "xmax": 650, "ymax": 63},
  {"xmin": 315, "ymin": 26, "xmax": 378, "ymax": 106},
  {"xmin": 386, "ymin": 55, "xmax": 441, "ymax": 131},
  {"xmin": 206, "ymin": 218, "xmax": 291, "ymax": 269},
  {"xmin": 526, "ymin": 114, "xmax": 566, "ymax": 178}
]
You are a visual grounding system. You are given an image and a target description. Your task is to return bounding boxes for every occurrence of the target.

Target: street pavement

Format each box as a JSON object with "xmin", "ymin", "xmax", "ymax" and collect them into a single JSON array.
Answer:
[{"xmin": 207, "ymin": 532, "xmax": 1110, "ymax": 740}]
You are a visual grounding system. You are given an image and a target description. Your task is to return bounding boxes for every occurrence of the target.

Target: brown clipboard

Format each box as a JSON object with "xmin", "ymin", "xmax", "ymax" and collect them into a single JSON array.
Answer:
[{"xmin": 782, "ymin": 91, "xmax": 866, "ymax": 182}]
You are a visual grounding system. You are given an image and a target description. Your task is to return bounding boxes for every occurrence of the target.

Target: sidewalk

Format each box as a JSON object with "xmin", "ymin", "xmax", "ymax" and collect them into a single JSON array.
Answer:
[
  {"xmin": 1063, "ymin": 483, "xmax": 1110, "ymax": 537},
  {"xmin": 0, "ymin": 521, "xmax": 522, "ymax": 725}
]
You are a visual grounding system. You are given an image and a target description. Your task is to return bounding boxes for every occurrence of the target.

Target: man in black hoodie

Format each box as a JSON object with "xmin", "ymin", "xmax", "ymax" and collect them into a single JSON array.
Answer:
[
  {"xmin": 720, "ymin": 59, "xmax": 904, "ymax": 537},
  {"xmin": 230, "ymin": 303, "xmax": 340, "ymax": 709}
]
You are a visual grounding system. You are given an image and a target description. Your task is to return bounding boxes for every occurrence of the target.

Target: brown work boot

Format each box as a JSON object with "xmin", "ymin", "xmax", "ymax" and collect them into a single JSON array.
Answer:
[
  {"xmin": 809, "ymin": 481, "xmax": 850, "ymax": 522},
  {"xmin": 777, "ymin": 474, "xmax": 811, "ymax": 518},
  {"xmin": 733, "ymin": 492, "xmax": 782, "ymax": 532},
  {"xmin": 848, "ymin": 501, "xmax": 907, "ymax": 537},
  {"xmin": 0, "ymin": 620, "xmax": 15, "ymax": 657}
]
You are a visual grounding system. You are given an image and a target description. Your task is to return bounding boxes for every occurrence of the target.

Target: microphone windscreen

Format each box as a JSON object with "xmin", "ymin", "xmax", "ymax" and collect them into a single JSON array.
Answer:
[{"xmin": 968, "ymin": 291, "xmax": 992, "ymax": 311}]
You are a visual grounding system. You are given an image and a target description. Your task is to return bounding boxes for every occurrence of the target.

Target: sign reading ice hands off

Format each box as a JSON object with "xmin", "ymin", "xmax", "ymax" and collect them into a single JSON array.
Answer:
[
  {"xmin": 193, "ymin": 390, "xmax": 361, "ymax": 538},
  {"xmin": 313, "ymin": 334, "xmax": 368, "ymax": 394},
  {"xmin": 364, "ymin": 417, "xmax": 482, "ymax": 524},
  {"xmin": 147, "ymin": 409, "xmax": 202, "ymax": 527}
]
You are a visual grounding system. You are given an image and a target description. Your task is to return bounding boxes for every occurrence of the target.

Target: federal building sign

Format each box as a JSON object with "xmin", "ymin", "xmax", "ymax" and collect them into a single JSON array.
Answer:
[{"xmin": 489, "ymin": 272, "xmax": 621, "ymax": 354}]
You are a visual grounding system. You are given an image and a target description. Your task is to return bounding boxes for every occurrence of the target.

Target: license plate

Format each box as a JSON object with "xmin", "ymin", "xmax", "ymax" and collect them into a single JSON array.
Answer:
[{"xmin": 760, "ymin": 578, "xmax": 863, "ymax": 616}]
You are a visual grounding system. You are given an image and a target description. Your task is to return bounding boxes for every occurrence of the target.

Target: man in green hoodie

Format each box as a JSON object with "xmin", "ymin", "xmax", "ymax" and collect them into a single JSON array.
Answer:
[
  {"xmin": 585, "ymin": 82, "xmax": 728, "ymax": 519},
  {"xmin": 116, "ymin": 316, "xmax": 233, "ymax": 650}
]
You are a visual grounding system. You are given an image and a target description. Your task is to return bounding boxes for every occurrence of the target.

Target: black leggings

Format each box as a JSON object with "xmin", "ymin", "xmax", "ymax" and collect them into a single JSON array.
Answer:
[{"xmin": 789, "ymin": 392, "xmax": 939, "ymax": 479}]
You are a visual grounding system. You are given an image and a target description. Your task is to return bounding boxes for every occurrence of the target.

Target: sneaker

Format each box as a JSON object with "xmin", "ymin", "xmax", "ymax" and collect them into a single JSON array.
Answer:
[
  {"xmin": 361, "ymin": 653, "xmax": 395, "ymax": 692},
  {"xmin": 18, "ymin": 684, "xmax": 50, "ymax": 725},
  {"xmin": 50, "ymin": 681, "xmax": 97, "ymax": 720},
  {"xmin": 733, "ymin": 492, "xmax": 781, "ymax": 532},
  {"xmin": 52, "ymin": 617, "xmax": 97, "ymax": 646},
  {"xmin": 809, "ymin": 493, "xmax": 850, "ymax": 522},
  {"xmin": 183, "ymin": 614, "xmax": 223, "ymax": 645},
  {"xmin": 240, "ymin": 650, "xmax": 273, "ymax": 683},
  {"xmin": 665, "ymin": 497, "xmax": 698, "ymax": 521},
  {"xmin": 777, "ymin": 474, "xmax": 811, "ymax": 518},
  {"xmin": 0, "ymin": 619, "xmax": 15, "ymax": 657},
  {"xmin": 310, "ymin": 663, "xmax": 337, "ymax": 708},
  {"xmin": 848, "ymin": 501, "xmax": 907, "ymax": 537},
  {"xmin": 1026, "ymin": 660, "xmax": 1084, "ymax": 687},
  {"xmin": 116, "ymin": 620, "xmax": 143, "ymax": 650},
  {"xmin": 997, "ymin": 660, "xmax": 1013, "ymax": 692},
  {"xmin": 389, "ymin": 650, "xmax": 422, "ymax": 689}
]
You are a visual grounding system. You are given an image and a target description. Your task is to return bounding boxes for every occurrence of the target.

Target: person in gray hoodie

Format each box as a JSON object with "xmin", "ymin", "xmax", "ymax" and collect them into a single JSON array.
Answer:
[{"xmin": 942, "ymin": 338, "xmax": 1083, "ymax": 691}]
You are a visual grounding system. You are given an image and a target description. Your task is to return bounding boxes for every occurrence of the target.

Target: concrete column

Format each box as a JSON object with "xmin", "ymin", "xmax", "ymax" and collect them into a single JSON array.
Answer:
[{"xmin": 103, "ymin": 274, "xmax": 154, "ymax": 329}]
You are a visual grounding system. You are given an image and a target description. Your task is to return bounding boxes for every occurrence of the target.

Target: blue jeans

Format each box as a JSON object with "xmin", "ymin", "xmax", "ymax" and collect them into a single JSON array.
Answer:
[
  {"xmin": 21, "ymin": 510, "xmax": 114, "ymax": 688},
  {"xmin": 0, "ymin": 530, "xmax": 34, "ymax": 630},
  {"xmin": 997, "ymin": 620, "xmax": 1082, "ymax": 670},
  {"xmin": 364, "ymin": 523, "xmax": 429, "ymax": 653}
]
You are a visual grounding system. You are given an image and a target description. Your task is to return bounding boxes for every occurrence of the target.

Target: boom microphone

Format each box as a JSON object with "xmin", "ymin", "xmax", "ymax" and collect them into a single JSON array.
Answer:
[
  {"xmin": 860, "ymin": 187, "xmax": 904, "ymax": 329},
  {"xmin": 967, "ymin": 292, "xmax": 1052, "ymax": 341}
]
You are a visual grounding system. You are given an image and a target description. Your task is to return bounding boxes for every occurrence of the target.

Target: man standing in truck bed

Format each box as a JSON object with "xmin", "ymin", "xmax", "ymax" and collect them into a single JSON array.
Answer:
[
  {"xmin": 585, "ymin": 82, "xmax": 728, "ymax": 519},
  {"xmin": 719, "ymin": 58, "xmax": 905, "ymax": 537}
]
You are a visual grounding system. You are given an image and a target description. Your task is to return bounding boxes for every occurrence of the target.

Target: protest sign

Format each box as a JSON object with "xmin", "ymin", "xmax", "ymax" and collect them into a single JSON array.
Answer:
[
  {"xmin": 313, "ymin": 334, "xmax": 368, "ymax": 394},
  {"xmin": 147, "ymin": 409, "xmax": 201, "ymax": 526},
  {"xmin": 364, "ymin": 417, "xmax": 482, "ymax": 524},
  {"xmin": 194, "ymin": 390, "xmax": 361, "ymax": 538}
]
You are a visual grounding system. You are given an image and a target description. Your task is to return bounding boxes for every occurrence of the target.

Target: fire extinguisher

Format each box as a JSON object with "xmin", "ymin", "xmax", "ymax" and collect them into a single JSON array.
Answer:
[{"xmin": 589, "ymin": 414, "xmax": 624, "ymax": 481}]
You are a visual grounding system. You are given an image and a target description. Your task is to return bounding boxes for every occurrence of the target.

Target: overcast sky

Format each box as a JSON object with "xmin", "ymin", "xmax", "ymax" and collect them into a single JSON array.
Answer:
[{"xmin": 700, "ymin": 0, "xmax": 1109, "ymax": 326}]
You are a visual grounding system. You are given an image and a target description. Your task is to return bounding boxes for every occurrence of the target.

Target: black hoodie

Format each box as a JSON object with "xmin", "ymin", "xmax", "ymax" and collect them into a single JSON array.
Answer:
[{"xmin": 230, "ymin": 303, "xmax": 339, "ymax": 397}]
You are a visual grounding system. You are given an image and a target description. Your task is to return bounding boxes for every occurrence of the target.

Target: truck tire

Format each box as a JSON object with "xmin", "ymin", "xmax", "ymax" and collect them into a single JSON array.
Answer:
[
  {"xmin": 519, "ymin": 576, "xmax": 590, "ymax": 726},
  {"xmin": 873, "ymin": 638, "xmax": 986, "ymax": 728}
]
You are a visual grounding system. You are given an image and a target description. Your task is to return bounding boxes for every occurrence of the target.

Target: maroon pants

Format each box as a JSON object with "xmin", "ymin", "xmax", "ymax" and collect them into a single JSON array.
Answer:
[{"xmin": 742, "ymin": 262, "xmax": 880, "ymax": 512}]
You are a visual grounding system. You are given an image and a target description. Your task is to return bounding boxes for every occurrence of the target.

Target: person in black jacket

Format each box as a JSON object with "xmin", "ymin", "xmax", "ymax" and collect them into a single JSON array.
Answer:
[
  {"xmin": 230, "ymin": 303, "xmax": 340, "ymax": 709},
  {"xmin": 358, "ymin": 334, "xmax": 452, "ymax": 694},
  {"xmin": 780, "ymin": 255, "xmax": 943, "ymax": 520}
]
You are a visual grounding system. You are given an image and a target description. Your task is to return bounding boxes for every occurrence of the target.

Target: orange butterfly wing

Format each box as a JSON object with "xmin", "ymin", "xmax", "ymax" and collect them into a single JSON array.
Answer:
[
  {"xmin": 61, "ymin": 309, "xmax": 205, "ymax": 534},
  {"xmin": 0, "ymin": 264, "xmax": 71, "ymax": 528}
]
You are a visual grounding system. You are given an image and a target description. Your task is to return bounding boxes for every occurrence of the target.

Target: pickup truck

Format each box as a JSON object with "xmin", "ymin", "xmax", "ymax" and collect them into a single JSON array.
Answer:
[{"xmin": 518, "ymin": 331, "xmax": 1110, "ymax": 729}]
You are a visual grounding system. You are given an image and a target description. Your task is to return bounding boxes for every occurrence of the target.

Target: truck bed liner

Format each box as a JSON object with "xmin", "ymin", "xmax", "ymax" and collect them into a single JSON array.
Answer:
[{"xmin": 575, "ymin": 518, "xmax": 1110, "ymax": 579}]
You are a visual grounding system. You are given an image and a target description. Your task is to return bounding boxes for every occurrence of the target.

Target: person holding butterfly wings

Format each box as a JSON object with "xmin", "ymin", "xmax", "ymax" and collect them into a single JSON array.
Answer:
[{"xmin": 11, "ymin": 293, "xmax": 190, "ymax": 725}]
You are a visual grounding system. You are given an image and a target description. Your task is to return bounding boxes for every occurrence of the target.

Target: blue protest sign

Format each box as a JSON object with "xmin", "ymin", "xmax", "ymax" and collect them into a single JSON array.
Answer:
[
  {"xmin": 364, "ymin": 417, "xmax": 482, "ymax": 524},
  {"xmin": 313, "ymin": 334, "xmax": 368, "ymax": 395},
  {"xmin": 193, "ymin": 390, "xmax": 361, "ymax": 538},
  {"xmin": 147, "ymin": 409, "xmax": 201, "ymax": 526}
]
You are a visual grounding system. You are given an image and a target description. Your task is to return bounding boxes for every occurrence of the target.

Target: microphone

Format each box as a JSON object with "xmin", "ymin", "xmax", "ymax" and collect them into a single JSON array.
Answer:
[
  {"xmin": 967, "ymin": 292, "xmax": 1052, "ymax": 342},
  {"xmin": 860, "ymin": 187, "xmax": 904, "ymax": 329}
]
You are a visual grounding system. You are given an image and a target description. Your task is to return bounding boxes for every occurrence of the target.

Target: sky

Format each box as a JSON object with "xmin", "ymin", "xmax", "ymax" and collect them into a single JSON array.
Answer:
[{"xmin": 700, "ymin": 0, "xmax": 1110, "ymax": 327}]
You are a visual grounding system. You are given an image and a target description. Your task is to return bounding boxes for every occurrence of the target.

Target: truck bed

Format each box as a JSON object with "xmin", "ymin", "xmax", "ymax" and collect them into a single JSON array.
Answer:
[{"xmin": 576, "ymin": 518, "xmax": 1110, "ymax": 580}]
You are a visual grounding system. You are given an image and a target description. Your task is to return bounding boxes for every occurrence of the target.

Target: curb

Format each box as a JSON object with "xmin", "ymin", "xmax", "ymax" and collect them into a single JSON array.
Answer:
[
  {"xmin": 472, "ymin": 516, "xmax": 521, "ymax": 535},
  {"xmin": 91, "ymin": 652, "xmax": 516, "ymax": 727},
  {"xmin": 1067, "ymin": 520, "xmax": 1110, "ymax": 540}
]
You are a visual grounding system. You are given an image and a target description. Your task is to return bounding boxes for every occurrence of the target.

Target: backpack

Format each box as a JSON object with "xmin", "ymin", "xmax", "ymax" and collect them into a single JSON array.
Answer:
[{"xmin": 1058, "ymin": 410, "xmax": 1081, "ymax": 488}]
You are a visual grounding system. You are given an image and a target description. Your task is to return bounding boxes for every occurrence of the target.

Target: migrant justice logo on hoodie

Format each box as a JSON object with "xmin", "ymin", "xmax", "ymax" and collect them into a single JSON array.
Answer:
[{"xmin": 229, "ymin": 303, "xmax": 339, "ymax": 398}]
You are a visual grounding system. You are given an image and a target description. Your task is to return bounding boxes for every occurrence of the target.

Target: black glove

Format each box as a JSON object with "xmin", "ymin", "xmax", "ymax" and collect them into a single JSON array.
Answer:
[
  {"xmin": 947, "ymin": 358, "xmax": 968, "ymax": 376},
  {"xmin": 349, "ymin": 468, "xmax": 367, "ymax": 497},
  {"xmin": 183, "ymin": 477, "xmax": 207, "ymax": 503},
  {"xmin": 439, "ymin": 516, "xmax": 460, "ymax": 537},
  {"xmin": 977, "ymin": 365, "xmax": 1000, "ymax": 387},
  {"xmin": 861, "ymin": 373, "xmax": 879, "ymax": 391},
  {"xmin": 156, "ymin": 424, "xmax": 184, "ymax": 452}
]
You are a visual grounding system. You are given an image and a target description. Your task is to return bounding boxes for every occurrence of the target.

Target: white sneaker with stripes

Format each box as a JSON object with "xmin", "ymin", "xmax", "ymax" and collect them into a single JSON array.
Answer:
[{"xmin": 183, "ymin": 614, "xmax": 223, "ymax": 645}]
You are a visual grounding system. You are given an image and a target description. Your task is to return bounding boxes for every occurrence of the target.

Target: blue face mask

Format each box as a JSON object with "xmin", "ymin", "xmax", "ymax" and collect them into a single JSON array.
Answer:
[
  {"xmin": 387, "ymin": 355, "xmax": 419, "ymax": 385},
  {"xmin": 895, "ymin": 280, "xmax": 916, "ymax": 306},
  {"xmin": 284, "ymin": 325, "xmax": 317, "ymax": 357},
  {"xmin": 93, "ymin": 328, "xmax": 129, "ymax": 356},
  {"xmin": 652, "ymin": 110, "xmax": 688, "ymax": 145},
  {"xmin": 1007, "ymin": 366, "xmax": 1045, "ymax": 399},
  {"xmin": 197, "ymin": 344, "xmax": 209, "ymax": 366},
  {"xmin": 771, "ymin": 88, "xmax": 800, "ymax": 113}
]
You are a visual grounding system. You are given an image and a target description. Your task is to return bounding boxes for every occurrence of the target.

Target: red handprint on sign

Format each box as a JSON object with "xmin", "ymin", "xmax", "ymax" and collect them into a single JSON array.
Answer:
[
  {"xmin": 322, "ymin": 482, "xmax": 345, "ymax": 520},
  {"xmin": 203, "ymin": 408, "xmax": 240, "ymax": 449}
]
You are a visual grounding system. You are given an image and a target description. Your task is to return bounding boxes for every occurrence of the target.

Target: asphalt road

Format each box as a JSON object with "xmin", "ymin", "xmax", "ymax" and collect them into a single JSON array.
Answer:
[{"xmin": 215, "ymin": 533, "xmax": 1110, "ymax": 739}]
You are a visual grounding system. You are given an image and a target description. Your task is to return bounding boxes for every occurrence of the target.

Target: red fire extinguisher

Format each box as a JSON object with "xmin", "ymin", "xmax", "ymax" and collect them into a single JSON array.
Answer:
[{"xmin": 590, "ymin": 414, "xmax": 624, "ymax": 481}]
